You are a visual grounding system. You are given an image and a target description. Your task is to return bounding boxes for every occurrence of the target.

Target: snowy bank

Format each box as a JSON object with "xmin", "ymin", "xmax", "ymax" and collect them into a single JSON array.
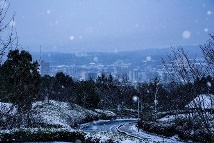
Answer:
[
  {"xmin": 0, "ymin": 127, "xmax": 85, "ymax": 142},
  {"xmin": 0, "ymin": 100, "xmax": 116, "ymax": 129},
  {"xmin": 139, "ymin": 113, "xmax": 214, "ymax": 143}
]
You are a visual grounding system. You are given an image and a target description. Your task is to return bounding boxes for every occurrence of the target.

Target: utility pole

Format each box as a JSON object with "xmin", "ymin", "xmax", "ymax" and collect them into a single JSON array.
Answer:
[
  {"xmin": 133, "ymin": 95, "xmax": 140, "ymax": 132},
  {"xmin": 138, "ymin": 96, "xmax": 140, "ymax": 132},
  {"xmin": 154, "ymin": 77, "xmax": 159, "ymax": 121}
]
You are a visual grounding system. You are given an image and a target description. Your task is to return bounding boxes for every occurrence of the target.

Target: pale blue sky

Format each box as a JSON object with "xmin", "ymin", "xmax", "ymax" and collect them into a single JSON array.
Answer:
[{"xmin": 5, "ymin": 0, "xmax": 214, "ymax": 53}]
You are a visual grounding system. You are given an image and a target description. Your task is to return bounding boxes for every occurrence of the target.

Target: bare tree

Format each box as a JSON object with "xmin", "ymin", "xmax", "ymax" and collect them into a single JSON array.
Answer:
[
  {"xmin": 200, "ymin": 33, "xmax": 214, "ymax": 77},
  {"xmin": 0, "ymin": 0, "xmax": 18, "ymax": 64},
  {"xmin": 162, "ymin": 46, "xmax": 206, "ymax": 84},
  {"xmin": 162, "ymin": 42, "xmax": 214, "ymax": 141},
  {"xmin": 0, "ymin": 0, "xmax": 21, "ymax": 128}
]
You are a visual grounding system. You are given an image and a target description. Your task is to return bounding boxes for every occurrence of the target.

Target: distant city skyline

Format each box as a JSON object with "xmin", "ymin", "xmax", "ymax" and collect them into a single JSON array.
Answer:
[{"xmin": 5, "ymin": 0, "xmax": 214, "ymax": 53}]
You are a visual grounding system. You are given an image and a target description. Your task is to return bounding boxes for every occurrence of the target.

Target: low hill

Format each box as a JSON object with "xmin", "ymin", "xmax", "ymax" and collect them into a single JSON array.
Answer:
[{"xmin": 0, "ymin": 100, "xmax": 116, "ymax": 129}]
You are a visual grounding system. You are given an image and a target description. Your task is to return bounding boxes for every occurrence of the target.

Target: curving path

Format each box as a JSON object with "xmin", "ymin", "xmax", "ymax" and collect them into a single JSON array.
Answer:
[
  {"xmin": 117, "ymin": 122, "xmax": 185, "ymax": 143},
  {"xmin": 79, "ymin": 119, "xmax": 185, "ymax": 143},
  {"xmin": 79, "ymin": 119, "xmax": 137, "ymax": 133}
]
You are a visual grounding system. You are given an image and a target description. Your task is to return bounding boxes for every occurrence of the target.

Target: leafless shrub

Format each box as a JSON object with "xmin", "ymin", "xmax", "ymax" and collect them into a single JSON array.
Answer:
[{"xmin": 0, "ymin": 0, "xmax": 18, "ymax": 64}]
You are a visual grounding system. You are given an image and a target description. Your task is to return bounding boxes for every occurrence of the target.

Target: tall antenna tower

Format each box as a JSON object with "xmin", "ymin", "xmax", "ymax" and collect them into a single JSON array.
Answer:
[{"xmin": 39, "ymin": 45, "xmax": 42, "ymax": 63}]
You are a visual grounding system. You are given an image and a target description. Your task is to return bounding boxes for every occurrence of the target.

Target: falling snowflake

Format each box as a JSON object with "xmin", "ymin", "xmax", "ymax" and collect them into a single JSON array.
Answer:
[
  {"xmin": 207, "ymin": 82, "xmax": 211, "ymax": 88},
  {"xmin": 182, "ymin": 31, "xmax": 191, "ymax": 39},
  {"xmin": 147, "ymin": 89, "xmax": 150, "ymax": 93},
  {"xmin": 69, "ymin": 36, "xmax": 75, "ymax": 41},
  {"xmin": 55, "ymin": 21, "xmax": 59, "ymax": 24},
  {"xmin": 146, "ymin": 56, "xmax": 151, "ymax": 61},
  {"xmin": 154, "ymin": 99, "xmax": 158, "ymax": 105},
  {"xmin": 132, "ymin": 96, "xmax": 138, "ymax": 102},
  {"xmin": 47, "ymin": 10, "xmax": 51, "ymax": 14},
  {"xmin": 207, "ymin": 11, "xmax": 213, "ymax": 15},
  {"xmin": 204, "ymin": 28, "xmax": 209, "ymax": 32}
]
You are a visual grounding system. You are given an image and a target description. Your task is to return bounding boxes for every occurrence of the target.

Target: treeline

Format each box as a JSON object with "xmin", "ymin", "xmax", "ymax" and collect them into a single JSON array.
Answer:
[
  {"xmin": 0, "ymin": 49, "xmax": 214, "ymax": 118},
  {"xmin": 39, "ymin": 71, "xmax": 214, "ymax": 113},
  {"xmin": 0, "ymin": 34, "xmax": 214, "ymax": 119}
]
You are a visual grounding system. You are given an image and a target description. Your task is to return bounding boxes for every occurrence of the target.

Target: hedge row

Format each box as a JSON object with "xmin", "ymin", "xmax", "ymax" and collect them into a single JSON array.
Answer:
[
  {"xmin": 138, "ymin": 121, "xmax": 214, "ymax": 143},
  {"xmin": 0, "ymin": 130, "xmax": 85, "ymax": 142}
]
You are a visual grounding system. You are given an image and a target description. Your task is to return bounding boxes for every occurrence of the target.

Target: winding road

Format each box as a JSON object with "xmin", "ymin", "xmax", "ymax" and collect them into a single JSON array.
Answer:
[
  {"xmin": 79, "ymin": 119, "xmax": 137, "ymax": 133},
  {"xmin": 79, "ymin": 119, "xmax": 185, "ymax": 143}
]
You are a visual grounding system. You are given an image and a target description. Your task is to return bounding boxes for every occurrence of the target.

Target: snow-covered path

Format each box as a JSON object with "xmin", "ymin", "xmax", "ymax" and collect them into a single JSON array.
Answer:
[
  {"xmin": 80, "ymin": 119, "xmax": 188, "ymax": 143},
  {"xmin": 79, "ymin": 119, "xmax": 138, "ymax": 132},
  {"xmin": 118, "ymin": 122, "xmax": 187, "ymax": 143}
]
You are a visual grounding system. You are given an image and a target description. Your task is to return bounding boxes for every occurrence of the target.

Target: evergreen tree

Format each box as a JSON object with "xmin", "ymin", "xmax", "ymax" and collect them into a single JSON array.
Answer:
[
  {"xmin": 0, "ymin": 49, "xmax": 40, "ymax": 113},
  {"xmin": 52, "ymin": 72, "xmax": 74, "ymax": 101}
]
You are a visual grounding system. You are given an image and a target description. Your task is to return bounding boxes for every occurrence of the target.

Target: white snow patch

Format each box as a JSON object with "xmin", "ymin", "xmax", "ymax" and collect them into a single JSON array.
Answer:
[
  {"xmin": 0, "ymin": 102, "xmax": 17, "ymax": 115},
  {"xmin": 158, "ymin": 114, "xmax": 188, "ymax": 122},
  {"xmin": 32, "ymin": 100, "xmax": 99, "ymax": 128},
  {"xmin": 185, "ymin": 94, "xmax": 214, "ymax": 110},
  {"xmin": 0, "ymin": 127, "xmax": 76, "ymax": 134},
  {"xmin": 95, "ymin": 109, "xmax": 116, "ymax": 117},
  {"xmin": 120, "ymin": 123, "xmax": 185, "ymax": 143},
  {"xmin": 9, "ymin": 20, "xmax": 16, "ymax": 27}
]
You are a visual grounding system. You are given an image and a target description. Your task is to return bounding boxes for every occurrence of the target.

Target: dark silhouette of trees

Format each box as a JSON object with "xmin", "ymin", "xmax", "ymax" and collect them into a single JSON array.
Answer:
[
  {"xmin": 39, "ymin": 75, "xmax": 55, "ymax": 102},
  {"xmin": 0, "ymin": 49, "xmax": 40, "ymax": 113},
  {"xmin": 51, "ymin": 72, "xmax": 74, "ymax": 102},
  {"xmin": 76, "ymin": 79, "xmax": 100, "ymax": 109}
]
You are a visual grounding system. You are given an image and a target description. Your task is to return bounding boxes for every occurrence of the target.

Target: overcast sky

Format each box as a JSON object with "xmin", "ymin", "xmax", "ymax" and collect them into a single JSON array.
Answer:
[{"xmin": 4, "ymin": 0, "xmax": 214, "ymax": 53}]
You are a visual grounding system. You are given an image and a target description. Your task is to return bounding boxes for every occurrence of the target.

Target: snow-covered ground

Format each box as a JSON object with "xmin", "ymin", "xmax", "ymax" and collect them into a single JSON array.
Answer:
[
  {"xmin": 0, "ymin": 126, "xmax": 76, "ymax": 134},
  {"xmin": 0, "ymin": 102, "xmax": 17, "ymax": 115},
  {"xmin": 95, "ymin": 109, "xmax": 116, "ymax": 117},
  {"xmin": 31, "ymin": 100, "xmax": 100, "ymax": 128},
  {"xmin": 118, "ymin": 123, "xmax": 185, "ymax": 143},
  {"xmin": 0, "ymin": 100, "xmax": 116, "ymax": 128},
  {"xmin": 85, "ymin": 131, "xmax": 140, "ymax": 143},
  {"xmin": 158, "ymin": 114, "xmax": 187, "ymax": 122}
]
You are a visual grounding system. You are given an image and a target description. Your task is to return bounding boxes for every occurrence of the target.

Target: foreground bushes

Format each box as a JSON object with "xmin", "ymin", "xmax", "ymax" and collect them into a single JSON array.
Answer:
[
  {"xmin": 0, "ymin": 129, "xmax": 85, "ymax": 142},
  {"xmin": 138, "ymin": 120, "xmax": 214, "ymax": 143}
]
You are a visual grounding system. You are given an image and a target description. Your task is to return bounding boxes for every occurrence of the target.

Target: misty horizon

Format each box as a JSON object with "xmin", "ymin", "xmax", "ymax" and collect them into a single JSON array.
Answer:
[{"xmin": 4, "ymin": 0, "xmax": 214, "ymax": 53}]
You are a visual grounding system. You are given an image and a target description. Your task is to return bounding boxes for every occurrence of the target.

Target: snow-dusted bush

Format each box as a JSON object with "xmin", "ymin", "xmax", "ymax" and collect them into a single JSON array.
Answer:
[
  {"xmin": 95, "ymin": 109, "xmax": 116, "ymax": 119},
  {"xmin": 0, "ymin": 128, "xmax": 85, "ymax": 142}
]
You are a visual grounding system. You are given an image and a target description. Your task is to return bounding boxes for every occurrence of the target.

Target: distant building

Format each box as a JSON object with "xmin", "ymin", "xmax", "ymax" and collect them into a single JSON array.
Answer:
[
  {"xmin": 70, "ymin": 66, "xmax": 77, "ymax": 76},
  {"xmin": 128, "ymin": 69, "xmax": 139, "ymax": 82},
  {"xmin": 87, "ymin": 72, "xmax": 97, "ymax": 80},
  {"xmin": 40, "ymin": 60, "xmax": 50, "ymax": 76}
]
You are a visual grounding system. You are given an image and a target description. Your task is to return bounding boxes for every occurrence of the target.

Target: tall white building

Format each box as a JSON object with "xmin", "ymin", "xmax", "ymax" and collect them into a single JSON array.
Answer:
[{"xmin": 40, "ymin": 60, "xmax": 50, "ymax": 76}]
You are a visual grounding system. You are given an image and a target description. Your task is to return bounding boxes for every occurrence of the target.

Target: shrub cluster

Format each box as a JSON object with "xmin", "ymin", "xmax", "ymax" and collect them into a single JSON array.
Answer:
[
  {"xmin": 138, "ymin": 120, "xmax": 214, "ymax": 142},
  {"xmin": 0, "ymin": 130, "xmax": 85, "ymax": 142}
]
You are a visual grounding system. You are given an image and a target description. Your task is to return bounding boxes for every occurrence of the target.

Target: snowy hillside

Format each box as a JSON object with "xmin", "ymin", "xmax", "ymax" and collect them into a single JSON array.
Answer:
[{"xmin": 0, "ymin": 100, "xmax": 116, "ymax": 128}]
